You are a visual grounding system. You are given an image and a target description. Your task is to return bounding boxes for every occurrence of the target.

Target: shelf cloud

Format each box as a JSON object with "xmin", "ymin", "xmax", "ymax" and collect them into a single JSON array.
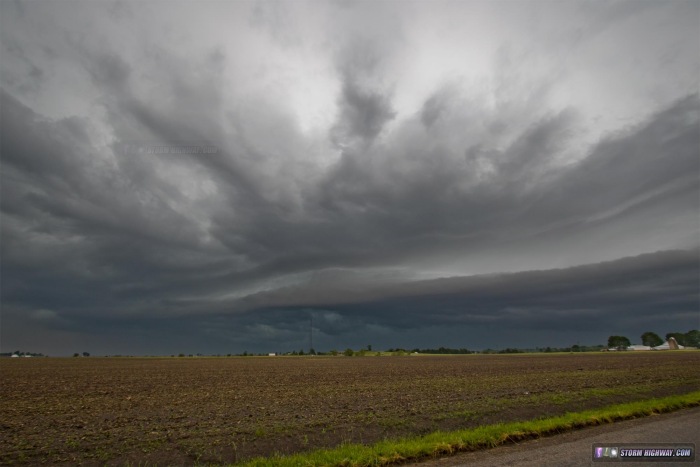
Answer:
[{"xmin": 1, "ymin": 0, "xmax": 698, "ymax": 354}]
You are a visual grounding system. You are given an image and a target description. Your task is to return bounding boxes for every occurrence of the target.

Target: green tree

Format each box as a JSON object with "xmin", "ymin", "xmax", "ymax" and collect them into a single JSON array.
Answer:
[
  {"xmin": 684, "ymin": 330, "xmax": 699, "ymax": 348},
  {"xmin": 343, "ymin": 348, "xmax": 354, "ymax": 357},
  {"xmin": 640, "ymin": 332, "xmax": 663, "ymax": 347},
  {"xmin": 607, "ymin": 336, "xmax": 631, "ymax": 350}
]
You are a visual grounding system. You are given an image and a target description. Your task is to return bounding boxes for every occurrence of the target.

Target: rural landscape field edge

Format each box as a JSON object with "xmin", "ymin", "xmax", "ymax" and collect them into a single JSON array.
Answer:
[{"xmin": 237, "ymin": 391, "xmax": 700, "ymax": 467}]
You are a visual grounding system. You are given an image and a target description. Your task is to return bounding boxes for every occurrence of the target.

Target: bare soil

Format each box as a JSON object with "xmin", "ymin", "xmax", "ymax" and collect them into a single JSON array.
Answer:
[{"xmin": 1, "ymin": 352, "xmax": 698, "ymax": 465}]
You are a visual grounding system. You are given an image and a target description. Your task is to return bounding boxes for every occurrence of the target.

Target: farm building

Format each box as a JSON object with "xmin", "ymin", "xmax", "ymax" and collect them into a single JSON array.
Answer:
[
  {"xmin": 652, "ymin": 337, "xmax": 685, "ymax": 350},
  {"xmin": 628, "ymin": 345, "xmax": 652, "ymax": 351},
  {"xmin": 624, "ymin": 337, "xmax": 688, "ymax": 351}
]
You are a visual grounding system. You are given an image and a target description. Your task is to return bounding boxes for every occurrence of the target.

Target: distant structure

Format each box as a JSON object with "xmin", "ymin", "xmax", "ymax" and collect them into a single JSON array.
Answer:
[
  {"xmin": 653, "ymin": 337, "xmax": 684, "ymax": 350},
  {"xmin": 627, "ymin": 345, "xmax": 652, "ymax": 351},
  {"xmin": 626, "ymin": 337, "xmax": 686, "ymax": 351}
]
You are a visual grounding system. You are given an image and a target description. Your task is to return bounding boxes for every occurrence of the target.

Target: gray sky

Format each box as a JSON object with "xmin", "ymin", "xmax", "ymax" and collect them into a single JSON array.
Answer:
[{"xmin": 1, "ymin": 0, "xmax": 698, "ymax": 355}]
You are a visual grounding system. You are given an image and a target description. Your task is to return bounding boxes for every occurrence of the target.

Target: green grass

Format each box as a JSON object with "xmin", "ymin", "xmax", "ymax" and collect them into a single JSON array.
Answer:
[{"xmin": 237, "ymin": 391, "xmax": 700, "ymax": 467}]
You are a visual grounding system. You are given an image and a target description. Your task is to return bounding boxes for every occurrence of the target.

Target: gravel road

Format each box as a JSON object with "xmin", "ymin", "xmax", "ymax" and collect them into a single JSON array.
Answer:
[{"xmin": 406, "ymin": 406, "xmax": 700, "ymax": 467}]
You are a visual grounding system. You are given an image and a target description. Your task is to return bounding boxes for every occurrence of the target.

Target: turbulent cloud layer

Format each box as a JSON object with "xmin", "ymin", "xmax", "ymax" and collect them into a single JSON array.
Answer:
[{"xmin": 1, "ymin": 1, "xmax": 698, "ymax": 355}]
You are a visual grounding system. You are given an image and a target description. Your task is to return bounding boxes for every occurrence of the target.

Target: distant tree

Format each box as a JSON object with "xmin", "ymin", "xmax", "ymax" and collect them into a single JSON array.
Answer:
[
  {"xmin": 641, "ymin": 332, "xmax": 663, "ymax": 347},
  {"xmin": 367, "ymin": 344, "xmax": 372, "ymax": 351},
  {"xmin": 343, "ymin": 348, "xmax": 354, "ymax": 357},
  {"xmin": 309, "ymin": 348, "xmax": 316, "ymax": 355},
  {"xmin": 684, "ymin": 330, "xmax": 700, "ymax": 348},
  {"xmin": 329, "ymin": 349, "xmax": 339, "ymax": 356},
  {"xmin": 299, "ymin": 349, "xmax": 305, "ymax": 356},
  {"xmin": 82, "ymin": 352, "xmax": 90, "ymax": 357},
  {"xmin": 73, "ymin": 353, "xmax": 80, "ymax": 357},
  {"xmin": 607, "ymin": 336, "xmax": 631, "ymax": 350}
]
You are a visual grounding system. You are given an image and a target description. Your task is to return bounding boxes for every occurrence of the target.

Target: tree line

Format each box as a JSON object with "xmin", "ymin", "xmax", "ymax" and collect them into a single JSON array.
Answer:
[{"xmin": 607, "ymin": 330, "xmax": 699, "ymax": 350}]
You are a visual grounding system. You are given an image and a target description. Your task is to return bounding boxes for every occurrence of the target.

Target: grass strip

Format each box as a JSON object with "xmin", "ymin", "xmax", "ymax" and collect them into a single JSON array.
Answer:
[{"xmin": 237, "ymin": 391, "xmax": 700, "ymax": 467}]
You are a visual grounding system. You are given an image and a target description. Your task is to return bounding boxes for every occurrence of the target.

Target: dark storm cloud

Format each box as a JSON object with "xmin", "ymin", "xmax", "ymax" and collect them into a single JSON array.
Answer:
[
  {"xmin": 0, "ymin": 38, "xmax": 45, "ymax": 96},
  {"xmin": 242, "ymin": 249, "xmax": 699, "ymax": 319},
  {"xmin": 330, "ymin": 42, "xmax": 397, "ymax": 151},
  {"xmin": 0, "ymin": 88, "xmax": 224, "ymax": 319},
  {"xmin": 213, "ymin": 249, "xmax": 698, "ymax": 351},
  {"xmin": 1, "ymin": 1, "xmax": 698, "ymax": 355},
  {"xmin": 330, "ymin": 78, "xmax": 396, "ymax": 150},
  {"xmin": 84, "ymin": 51, "xmax": 132, "ymax": 91},
  {"xmin": 13, "ymin": 248, "xmax": 691, "ymax": 354},
  {"xmin": 311, "ymin": 94, "xmax": 699, "ymax": 272},
  {"xmin": 2, "ymin": 87, "xmax": 698, "ymax": 333}
]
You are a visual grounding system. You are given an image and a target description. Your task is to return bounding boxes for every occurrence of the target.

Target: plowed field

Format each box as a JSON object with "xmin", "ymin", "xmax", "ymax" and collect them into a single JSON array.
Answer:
[{"xmin": 1, "ymin": 352, "xmax": 699, "ymax": 465}]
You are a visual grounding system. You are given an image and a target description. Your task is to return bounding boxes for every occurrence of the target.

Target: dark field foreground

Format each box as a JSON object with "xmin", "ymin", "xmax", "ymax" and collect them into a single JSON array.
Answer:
[{"xmin": 1, "ymin": 352, "xmax": 699, "ymax": 465}]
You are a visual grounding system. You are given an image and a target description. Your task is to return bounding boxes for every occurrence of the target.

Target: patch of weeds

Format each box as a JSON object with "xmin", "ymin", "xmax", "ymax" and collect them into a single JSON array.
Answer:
[
  {"xmin": 377, "ymin": 417, "xmax": 409, "ymax": 428},
  {"xmin": 433, "ymin": 409, "xmax": 477, "ymax": 421},
  {"xmin": 547, "ymin": 393, "xmax": 573, "ymax": 405},
  {"xmin": 584, "ymin": 387, "xmax": 628, "ymax": 398},
  {"xmin": 453, "ymin": 409, "xmax": 477, "ymax": 420},
  {"xmin": 64, "ymin": 437, "xmax": 81, "ymax": 450},
  {"xmin": 269, "ymin": 423, "xmax": 295, "ymax": 435},
  {"xmin": 94, "ymin": 447, "xmax": 111, "ymax": 462}
]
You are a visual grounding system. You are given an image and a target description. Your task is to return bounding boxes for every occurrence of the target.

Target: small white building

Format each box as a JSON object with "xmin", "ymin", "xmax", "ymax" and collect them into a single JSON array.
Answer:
[{"xmin": 627, "ymin": 345, "xmax": 652, "ymax": 351}]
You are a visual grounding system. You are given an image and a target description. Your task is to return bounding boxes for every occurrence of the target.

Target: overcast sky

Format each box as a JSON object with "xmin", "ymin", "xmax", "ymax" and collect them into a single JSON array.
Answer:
[{"xmin": 1, "ymin": 0, "xmax": 698, "ymax": 356}]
